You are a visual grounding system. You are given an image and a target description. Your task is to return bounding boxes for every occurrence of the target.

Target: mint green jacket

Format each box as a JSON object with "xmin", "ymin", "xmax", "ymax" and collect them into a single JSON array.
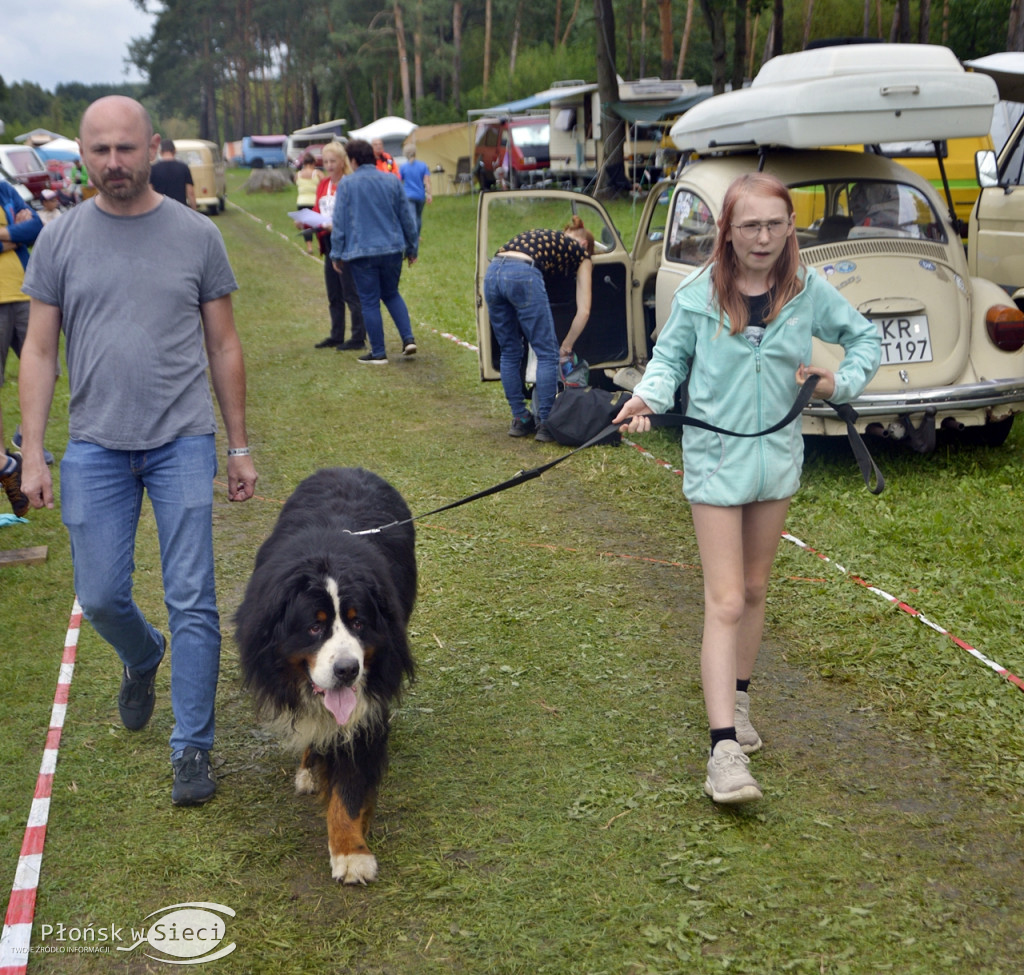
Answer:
[{"xmin": 633, "ymin": 264, "xmax": 881, "ymax": 506}]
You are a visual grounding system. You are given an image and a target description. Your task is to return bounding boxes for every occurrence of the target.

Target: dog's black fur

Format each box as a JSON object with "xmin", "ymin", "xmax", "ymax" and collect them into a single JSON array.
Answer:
[{"xmin": 235, "ymin": 467, "xmax": 415, "ymax": 884}]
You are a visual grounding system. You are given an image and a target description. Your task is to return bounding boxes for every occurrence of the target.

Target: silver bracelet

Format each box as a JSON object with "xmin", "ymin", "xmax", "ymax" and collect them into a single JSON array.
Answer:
[{"xmin": 227, "ymin": 446, "xmax": 251, "ymax": 457}]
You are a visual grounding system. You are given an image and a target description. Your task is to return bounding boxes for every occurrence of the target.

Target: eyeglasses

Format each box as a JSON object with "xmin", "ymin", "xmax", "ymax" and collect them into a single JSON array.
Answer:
[{"xmin": 731, "ymin": 218, "xmax": 792, "ymax": 240}]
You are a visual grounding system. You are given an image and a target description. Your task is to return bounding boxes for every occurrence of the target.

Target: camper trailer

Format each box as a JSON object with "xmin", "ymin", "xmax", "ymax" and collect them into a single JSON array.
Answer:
[{"xmin": 286, "ymin": 120, "xmax": 348, "ymax": 166}]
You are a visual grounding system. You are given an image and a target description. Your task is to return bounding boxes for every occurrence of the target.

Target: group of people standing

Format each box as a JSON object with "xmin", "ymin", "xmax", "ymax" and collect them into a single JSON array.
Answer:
[{"xmin": 298, "ymin": 137, "xmax": 431, "ymax": 365}]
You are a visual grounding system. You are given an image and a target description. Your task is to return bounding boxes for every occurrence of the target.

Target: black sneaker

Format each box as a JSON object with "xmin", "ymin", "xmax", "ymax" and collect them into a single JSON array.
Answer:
[
  {"xmin": 314, "ymin": 337, "xmax": 339, "ymax": 348},
  {"xmin": 118, "ymin": 657, "xmax": 161, "ymax": 731},
  {"xmin": 11, "ymin": 427, "xmax": 55, "ymax": 466},
  {"xmin": 337, "ymin": 339, "xmax": 366, "ymax": 350},
  {"xmin": 508, "ymin": 415, "xmax": 536, "ymax": 438},
  {"xmin": 357, "ymin": 353, "xmax": 388, "ymax": 365},
  {"xmin": 402, "ymin": 341, "xmax": 417, "ymax": 356},
  {"xmin": 534, "ymin": 423, "xmax": 554, "ymax": 443},
  {"xmin": 1, "ymin": 451, "xmax": 29, "ymax": 518},
  {"xmin": 171, "ymin": 747, "xmax": 217, "ymax": 806}
]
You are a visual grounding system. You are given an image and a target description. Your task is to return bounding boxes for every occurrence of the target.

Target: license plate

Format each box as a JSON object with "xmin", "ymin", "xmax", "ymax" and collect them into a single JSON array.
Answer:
[{"xmin": 873, "ymin": 315, "xmax": 933, "ymax": 365}]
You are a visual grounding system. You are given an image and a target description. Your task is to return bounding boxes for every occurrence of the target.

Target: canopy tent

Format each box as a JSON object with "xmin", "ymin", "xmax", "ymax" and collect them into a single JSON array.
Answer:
[
  {"xmin": 402, "ymin": 122, "xmax": 475, "ymax": 196},
  {"xmin": 347, "ymin": 116, "xmax": 417, "ymax": 141},
  {"xmin": 14, "ymin": 128, "xmax": 64, "ymax": 146},
  {"xmin": 468, "ymin": 83, "xmax": 596, "ymax": 118},
  {"xmin": 36, "ymin": 137, "xmax": 81, "ymax": 161},
  {"xmin": 609, "ymin": 88, "xmax": 714, "ymax": 124}
]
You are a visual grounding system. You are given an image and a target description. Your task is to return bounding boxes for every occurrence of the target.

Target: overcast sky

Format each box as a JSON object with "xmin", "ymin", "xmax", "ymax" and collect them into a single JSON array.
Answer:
[{"xmin": 3, "ymin": 0, "xmax": 156, "ymax": 91}]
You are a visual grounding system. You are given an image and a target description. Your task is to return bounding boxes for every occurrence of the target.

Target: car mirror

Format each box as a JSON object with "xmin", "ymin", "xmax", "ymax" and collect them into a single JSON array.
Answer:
[{"xmin": 976, "ymin": 149, "xmax": 1000, "ymax": 188}]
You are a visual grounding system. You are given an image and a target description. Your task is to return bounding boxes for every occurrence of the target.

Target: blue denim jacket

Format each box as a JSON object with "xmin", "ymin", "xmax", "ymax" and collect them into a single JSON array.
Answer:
[
  {"xmin": 1, "ymin": 181, "xmax": 43, "ymax": 272},
  {"xmin": 329, "ymin": 165, "xmax": 418, "ymax": 262}
]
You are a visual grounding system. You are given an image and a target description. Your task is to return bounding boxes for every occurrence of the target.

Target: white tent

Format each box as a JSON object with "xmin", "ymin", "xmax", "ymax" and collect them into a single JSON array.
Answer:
[{"xmin": 347, "ymin": 116, "xmax": 417, "ymax": 142}]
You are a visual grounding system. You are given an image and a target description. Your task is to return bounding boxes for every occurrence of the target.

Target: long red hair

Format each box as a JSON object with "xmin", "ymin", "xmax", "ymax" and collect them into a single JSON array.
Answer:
[{"xmin": 708, "ymin": 172, "xmax": 802, "ymax": 335}]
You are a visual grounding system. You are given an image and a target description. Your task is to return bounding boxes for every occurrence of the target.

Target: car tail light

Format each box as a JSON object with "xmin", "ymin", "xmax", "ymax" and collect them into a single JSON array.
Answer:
[{"xmin": 986, "ymin": 305, "xmax": 1024, "ymax": 352}]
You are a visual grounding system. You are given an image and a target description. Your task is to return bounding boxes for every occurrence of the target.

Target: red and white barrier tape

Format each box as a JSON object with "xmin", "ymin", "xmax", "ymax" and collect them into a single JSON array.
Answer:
[
  {"xmin": 782, "ymin": 533, "xmax": 1024, "ymax": 693},
  {"xmin": 624, "ymin": 433, "xmax": 1023, "ymax": 693},
  {"xmin": 0, "ymin": 600, "xmax": 81, "ymax": 975}
]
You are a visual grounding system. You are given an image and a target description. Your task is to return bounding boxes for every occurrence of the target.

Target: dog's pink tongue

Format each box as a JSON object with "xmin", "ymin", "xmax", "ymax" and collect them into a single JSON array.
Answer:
[{"xmin": 322, "ymin": 686, "xmax": 357, "ymax": 725}]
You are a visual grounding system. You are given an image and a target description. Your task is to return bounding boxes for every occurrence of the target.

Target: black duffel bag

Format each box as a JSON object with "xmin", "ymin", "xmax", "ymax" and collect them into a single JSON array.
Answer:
[{"xmin": 543, "ymin": 385, "xmax": 635, "ymax": 446}]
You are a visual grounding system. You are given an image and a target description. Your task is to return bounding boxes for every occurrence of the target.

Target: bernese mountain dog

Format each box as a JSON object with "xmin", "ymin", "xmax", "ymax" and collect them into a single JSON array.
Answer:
[{"xmin": 235, "ymin": 467, "xmax": 416, "ymax": 884}]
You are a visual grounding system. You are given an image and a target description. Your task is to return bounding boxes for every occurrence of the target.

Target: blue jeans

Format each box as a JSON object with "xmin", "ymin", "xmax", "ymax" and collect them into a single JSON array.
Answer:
[
  {"xmin": 483, "ymin": 256, "xmax": 559, "ymax": 421},
  {"xmin": 347, "ymin": 254, "xmax": 414, "ymax": 358},
  {"xmin": 60, "ymin": 436, "xmax": 220, "ymax": 757},
  {"xmin": 408, "ymin": 197, "xmax": 425, "ymax": 239}
]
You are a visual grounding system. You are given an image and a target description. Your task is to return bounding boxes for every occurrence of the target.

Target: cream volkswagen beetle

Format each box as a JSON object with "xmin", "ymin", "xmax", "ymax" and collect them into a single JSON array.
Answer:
[{"xmin": 475, "ymin": 44, "xmax": 1024, "ymax": 450}]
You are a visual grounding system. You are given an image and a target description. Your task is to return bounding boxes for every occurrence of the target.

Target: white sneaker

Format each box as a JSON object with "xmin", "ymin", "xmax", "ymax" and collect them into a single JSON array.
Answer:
[
  {"xmin": 704, "ymin": 740, "xmax": 763, "ymax": 805},
  {"xmin": 734, "ymin": 690, "xmax": 763, "ymax": 754}
]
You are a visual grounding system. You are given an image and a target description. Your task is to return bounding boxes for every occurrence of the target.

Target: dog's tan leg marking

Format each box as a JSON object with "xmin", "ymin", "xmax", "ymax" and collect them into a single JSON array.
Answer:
[{"xmin": 327, "ymin": 792, "xmax": 378, "ymax": 884}]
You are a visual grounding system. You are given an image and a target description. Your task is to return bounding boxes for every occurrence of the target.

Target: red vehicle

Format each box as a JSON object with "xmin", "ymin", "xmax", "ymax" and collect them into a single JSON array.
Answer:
[
  {"xmin": 0, "ymin": 145, "xmax": 52, "ymax": 201},
  {"xmin": 473, "ymin": 116, "xmax": 551, "ymax": 190}
]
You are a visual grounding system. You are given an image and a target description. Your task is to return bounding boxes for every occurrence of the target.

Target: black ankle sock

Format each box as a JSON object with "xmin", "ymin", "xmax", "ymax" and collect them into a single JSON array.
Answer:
[
  {"xmin": 710, "ymin": 727, "xmax": 737, "ymax": 753},
  {"xmin": 736, "ymin": 679, "xmax": 750, "ymax": 694}
]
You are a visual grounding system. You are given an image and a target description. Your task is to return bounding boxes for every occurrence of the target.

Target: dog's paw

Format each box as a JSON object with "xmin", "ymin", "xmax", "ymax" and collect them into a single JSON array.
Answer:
[
  {"xmin": 330, "ymin": 853, "xmax": 378, "ymax": 885},
  {"xmin": 294, "ymin": 766, "xmax": 316, "ymax": 795}
]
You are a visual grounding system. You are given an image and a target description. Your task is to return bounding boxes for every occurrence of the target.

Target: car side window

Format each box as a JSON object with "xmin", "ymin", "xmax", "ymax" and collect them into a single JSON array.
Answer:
[
  {"xmin": 666, "ymin": 190, "xmax": 716, "ymax": 265},
  {"xmin": 1000, "ymin": 126, "xmax": 1024, "ymax": 186}
]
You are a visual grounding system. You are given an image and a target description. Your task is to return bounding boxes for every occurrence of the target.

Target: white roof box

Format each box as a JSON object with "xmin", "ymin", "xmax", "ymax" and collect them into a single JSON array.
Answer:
[{"xmin": 670, "ymin": 43, "xmax": 998, "ymax": 153}]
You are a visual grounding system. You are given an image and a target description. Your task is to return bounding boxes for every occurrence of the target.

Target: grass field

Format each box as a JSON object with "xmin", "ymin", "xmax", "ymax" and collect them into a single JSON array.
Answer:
[{"xmin": 0, "ymin": 174, "xmax": 1022, "ymax": 974}]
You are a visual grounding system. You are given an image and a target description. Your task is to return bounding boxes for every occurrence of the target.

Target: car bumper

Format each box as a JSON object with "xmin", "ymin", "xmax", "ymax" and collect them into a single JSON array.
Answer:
[{"xmin": 805, "ymin": 377, "xmax": 1024, "ymax": 418}]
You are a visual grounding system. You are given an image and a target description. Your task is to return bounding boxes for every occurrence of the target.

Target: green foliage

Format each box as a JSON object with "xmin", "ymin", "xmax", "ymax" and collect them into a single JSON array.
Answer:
[
  {"xmin": 3, "ymin": 2, "xmax": 1018, "ymax": 144},
  {"xmin": 0, "ymin": 81, "xmax": 145, "ymax": 140}
]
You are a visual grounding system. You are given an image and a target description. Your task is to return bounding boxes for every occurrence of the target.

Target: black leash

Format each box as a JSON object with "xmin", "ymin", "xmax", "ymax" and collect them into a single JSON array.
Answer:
[{"xmin": 345, "ymin": 377, "xmax": 882, "ymax": 536}]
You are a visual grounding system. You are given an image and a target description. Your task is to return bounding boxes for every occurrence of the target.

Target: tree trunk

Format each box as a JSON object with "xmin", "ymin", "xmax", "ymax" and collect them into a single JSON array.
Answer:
[
  {"xmin": 658, "ymin": 0, "xmax": 674, "ymax": 79},
  {"xmin": 918, "ymin": 0, "xmax": 930, "ymax": 42},
  {"xmin": 772, "ymin": 0, "xmax": 784, "ymax": 56},
  {"xmin": 677, "ymin": 0, "xmax": 695, "ymax": 77},
  {"xmin": 452, "ymin": 1, "xmax": 463, "ymax": 113},
  {"xmin": 483, "ymin": 0, "xmax": 492, "ymax": 95},
  {"xmin": 413, "ymin": 0, "xmax": 424, "ymax": 104},
  {"xmin": 732, "ymin": 0, "xmax": 748, "ymax": 91},
  {"xmin": 393, "ymin": 2, "xmax": 413, "ymax": 120},
  {"xmin": 802, "ymin": 0, "xmax": 814, "ymax": 49},
  {"xmin": 560, "ymin": 0, "xmax": 583, "ymax": 46},
  {"xmin": 698, "ymin": 0, "xmax": 728, "ymax": 93},
  {"xmin": 594, "ymin": 0, "xmax": 627, "ymax": 197},
  {"xmin": 510, "ymin": 0, "xmax": 523, "ymax": 77}
]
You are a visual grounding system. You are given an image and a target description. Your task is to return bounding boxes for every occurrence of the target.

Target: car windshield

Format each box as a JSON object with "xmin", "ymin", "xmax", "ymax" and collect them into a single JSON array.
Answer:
[
  {"xmin": 790, "ymin": 179, "xmax": 947, "ymax": 244},
  {"xmin": 665, "ymin": 177, "xmax": 947, "ymax": 266},
  {"xmin": 512, "ymin": 122, "xmax": 550, "ymax": 155}
]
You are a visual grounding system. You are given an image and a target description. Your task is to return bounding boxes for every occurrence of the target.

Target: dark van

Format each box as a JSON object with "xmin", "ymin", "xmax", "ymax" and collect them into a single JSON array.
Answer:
[{"xmin": 473, "ymin": 116, "xmax": 550, "ymax": 189}]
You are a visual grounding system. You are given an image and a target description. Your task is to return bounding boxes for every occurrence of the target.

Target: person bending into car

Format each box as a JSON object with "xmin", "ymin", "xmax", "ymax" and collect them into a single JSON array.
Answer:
[
  {"xmin": 614, "ymin": 173, "xmax": 880, "ymax": 805},
  {"xmin": 484, "ymin": 216, "xmax": 595, "ymax": 442}
]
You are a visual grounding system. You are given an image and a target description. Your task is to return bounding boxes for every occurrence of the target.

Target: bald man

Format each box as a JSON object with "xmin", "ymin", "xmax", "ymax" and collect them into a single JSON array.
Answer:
[{"xmin": 18, "ymin": 96, "xmax": 258, "ymax": 806}]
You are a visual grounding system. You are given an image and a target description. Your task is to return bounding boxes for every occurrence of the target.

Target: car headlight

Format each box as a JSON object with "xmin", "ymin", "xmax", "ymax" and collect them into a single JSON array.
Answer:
[{"xmin": 985, "ymin": 305, "xmax": 1024, "ymax": 352}]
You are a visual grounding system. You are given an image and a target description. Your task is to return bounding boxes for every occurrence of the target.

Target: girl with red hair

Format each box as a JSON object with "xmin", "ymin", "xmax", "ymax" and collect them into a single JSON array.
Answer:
[{"xmin": 615, "ymin": 172, "xmax": 880, "ymax": 804}]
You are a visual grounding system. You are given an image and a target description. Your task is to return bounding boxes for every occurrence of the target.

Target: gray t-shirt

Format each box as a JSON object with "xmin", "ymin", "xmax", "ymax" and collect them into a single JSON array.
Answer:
[{"xmin": 23, "ymin": 198, "xmax": 238, "ymax": 450}]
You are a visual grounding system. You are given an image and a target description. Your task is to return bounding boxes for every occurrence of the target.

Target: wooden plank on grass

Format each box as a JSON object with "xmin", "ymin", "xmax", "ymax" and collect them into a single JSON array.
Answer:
[{"xmin": 0, "ymin": 546, "xmax": 49, "ymax": 567}]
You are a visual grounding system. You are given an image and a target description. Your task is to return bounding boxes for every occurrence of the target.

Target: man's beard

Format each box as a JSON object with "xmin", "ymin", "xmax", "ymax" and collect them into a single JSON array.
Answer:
[{"xmin": 93, "ymin": 165, "xmax": 150, "ymax": 201}]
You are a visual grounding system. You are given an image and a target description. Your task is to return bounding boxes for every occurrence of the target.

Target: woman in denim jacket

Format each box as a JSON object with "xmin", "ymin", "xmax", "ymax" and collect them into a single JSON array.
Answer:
[{"xmin": 329, "ymin": 139, "xmax": 419, "ymax": 364}]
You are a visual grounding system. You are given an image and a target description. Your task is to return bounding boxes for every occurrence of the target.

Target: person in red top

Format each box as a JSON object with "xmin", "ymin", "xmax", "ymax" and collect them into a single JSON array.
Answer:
[
  {"xmin": 300, "ymin": 142, "xmax": 366, "ymax": 350},
  {"xmin": 372, "ymin": 139, "xmax": 400, "ymax": 177}
]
